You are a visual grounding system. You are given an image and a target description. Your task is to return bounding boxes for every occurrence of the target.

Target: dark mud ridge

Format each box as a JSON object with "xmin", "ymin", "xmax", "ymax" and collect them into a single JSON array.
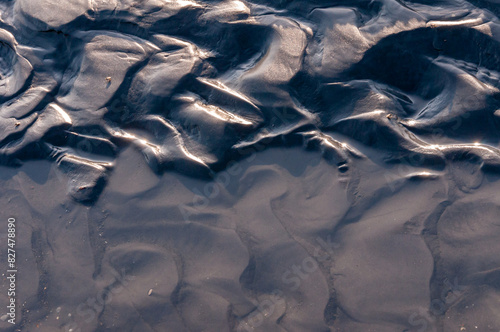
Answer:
[{"xmin": 0, "ymin": 0, "xmax": 500, "ymax": 331}]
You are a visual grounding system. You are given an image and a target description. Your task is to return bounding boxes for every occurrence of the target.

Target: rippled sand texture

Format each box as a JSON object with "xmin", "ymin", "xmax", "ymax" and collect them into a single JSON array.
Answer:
[{"xmin": 1, "ymin": 0, "xmax": 500, "ymax": 331}]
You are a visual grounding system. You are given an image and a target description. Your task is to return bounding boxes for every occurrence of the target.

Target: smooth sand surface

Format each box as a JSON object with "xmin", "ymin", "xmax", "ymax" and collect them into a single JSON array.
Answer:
[{"xmin": 1, "ymin": 0, "xmax": 500, "ymax": 331}]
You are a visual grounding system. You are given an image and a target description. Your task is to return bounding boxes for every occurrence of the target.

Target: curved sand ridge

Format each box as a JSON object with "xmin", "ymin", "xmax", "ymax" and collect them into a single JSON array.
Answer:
[
  {"xmin": 1, "ymin": 1, "xmax": 500, "ymax": 331},
  {"xmin": 0, "ymin": 0, "xmax": 498, "ymax": 202}
]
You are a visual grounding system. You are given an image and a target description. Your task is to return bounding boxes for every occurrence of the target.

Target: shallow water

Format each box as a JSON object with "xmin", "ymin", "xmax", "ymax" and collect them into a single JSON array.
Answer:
[{"xmin": 1, "ymin": 0, "xmax": 500, "ymax": 331}]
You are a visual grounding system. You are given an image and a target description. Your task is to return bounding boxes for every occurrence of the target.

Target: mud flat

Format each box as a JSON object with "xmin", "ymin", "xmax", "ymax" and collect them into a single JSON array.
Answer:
[{"xmin": 1, "ymin": 0, "xmax": 500, "ymax": 331}]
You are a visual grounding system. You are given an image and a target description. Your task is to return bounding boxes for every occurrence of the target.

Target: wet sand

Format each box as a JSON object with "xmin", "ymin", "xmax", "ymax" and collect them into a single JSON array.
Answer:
[{"xmin": 1, "ymin": 0, "xmax": 500, "ymax": 331}]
